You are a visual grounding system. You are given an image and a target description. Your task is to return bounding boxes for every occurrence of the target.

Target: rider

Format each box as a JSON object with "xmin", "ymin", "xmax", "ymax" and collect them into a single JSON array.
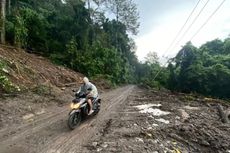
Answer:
[{"xmin": 77, "ymin": 77, "xmax": 98, "ymax": 115}]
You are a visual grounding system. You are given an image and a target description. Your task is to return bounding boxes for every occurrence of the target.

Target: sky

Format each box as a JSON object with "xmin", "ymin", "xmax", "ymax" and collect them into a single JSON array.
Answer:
[{"xmin": 133, "ymin": 0, "xmax": 230, "ymax": 62}]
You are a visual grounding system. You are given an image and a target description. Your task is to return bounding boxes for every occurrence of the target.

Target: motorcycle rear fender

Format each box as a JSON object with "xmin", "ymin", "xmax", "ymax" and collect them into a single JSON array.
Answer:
[{"xmin": 69, "ymin": 109, "xmax": 80, "ymax": 115}]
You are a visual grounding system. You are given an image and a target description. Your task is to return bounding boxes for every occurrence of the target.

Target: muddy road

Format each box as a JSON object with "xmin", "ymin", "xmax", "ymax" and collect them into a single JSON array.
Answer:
[
  {"xmin": 0, "ymin": 85, "xmax": 230, "ymax": 153},
  {"xmin": 0, "ymin": 86, "xmax": 134, "ymax": 153},
  {"xmin": 84, "ymin": 87, "xmax": 230, "ymax": 153}
]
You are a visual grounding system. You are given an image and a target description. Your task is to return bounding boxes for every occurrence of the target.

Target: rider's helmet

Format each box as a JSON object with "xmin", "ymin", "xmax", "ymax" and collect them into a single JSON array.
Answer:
[{"xmin": 83, "ymin": 77, "xmax": 89, "ymax": 84}]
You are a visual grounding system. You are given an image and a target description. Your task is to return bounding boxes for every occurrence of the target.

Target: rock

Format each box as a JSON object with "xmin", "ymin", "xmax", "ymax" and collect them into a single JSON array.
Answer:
[
  {"xmin": 155, "ymin": 118, "xmax": 170, "ymax": 124},
  {"xmin": 178, "ymin": 109, "xmax": 189, "ymax": 121},
  {"xmin": 184, "ymin": 106, "xmax": 200, "ymax": 110},
  {"xmin": 175, "ymin": 116, "xmax": 181, "ymax": 120},
  {"xmin": 96, "ymin": 148, "xmax": 102, "ymax": 152},
  {"xmin": 135, "ymin": 137, "xmax": 144, "ymax": 143},
  {"xmin": 92, "ymin": 142, "xmax": 98, "ymax": 147},
  {"xmin": 152, "ymin": 123, "xmax": 159, "ymax": 127},
  {"xmin": 147, "ymin": 127, "xmax": 153, "ymax": 130},
  {"xmin": 35, "ymin": 109, "xmax": 45, "ymax": 115},
  {"xmin": 22, "ymin": 113, "xmax": 34, "ymax": 120},
  {"xmin": 201, "ymin": 140, "xmax": 210, "ymax": 146},
  {"xmin": 101, "ymin": 143, "xmax": 108, "ymax": 148},
  {"xmin": 146, "ymin": 133, "xmax": 153, "ymax": 138}
]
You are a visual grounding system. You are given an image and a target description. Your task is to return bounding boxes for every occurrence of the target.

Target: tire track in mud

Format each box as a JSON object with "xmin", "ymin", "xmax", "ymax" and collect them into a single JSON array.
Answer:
[
  {"xmin": 0, "ymin": 86, "xmax": 134, "ymax": 153},
  {"xmin": 0, "ymin": 106, "xmax": 68, "ymax": 142}
]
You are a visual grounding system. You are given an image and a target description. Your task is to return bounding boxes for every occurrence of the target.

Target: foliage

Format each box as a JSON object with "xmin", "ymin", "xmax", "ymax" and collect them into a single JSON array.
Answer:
[
  {"xmin": 4, "ymin": 0, "xmax": 140, "ymax": 85},
  {"xmin": 136, "ymin": 52, "xmax": 169, "ymax": 89},
  {"xmin": 3, "ymin": 0, "xmax": 230, "ymax": 100},
  {"xmin": 103, "ymin": 0, "xmax": 140, "ymax": 35},
  {"xmin": 168, "ymin": 38, "xmax": 230, "ymax": 98},
  {"xmin": 0, "ymin": 59, "xmax": 20, "ymax": 93},
  {"xmin": 14, "ymin": 14, "xmax": 28, "ymax": 47}
]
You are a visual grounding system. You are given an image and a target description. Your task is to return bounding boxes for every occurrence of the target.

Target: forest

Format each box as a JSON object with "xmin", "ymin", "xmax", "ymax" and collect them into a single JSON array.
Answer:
[{"xmin": 0, "ymin": 0, "xmax": 230, "ymax": 99}]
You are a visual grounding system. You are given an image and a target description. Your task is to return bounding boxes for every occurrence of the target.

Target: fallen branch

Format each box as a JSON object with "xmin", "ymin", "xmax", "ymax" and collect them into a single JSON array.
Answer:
[
  {"xmin": 63, "ymin": 82, "xmax": 77, "ymax": 87},
  {"xmin": 217, "ymin": 104, "xmax": 229, "ymax": 123}
]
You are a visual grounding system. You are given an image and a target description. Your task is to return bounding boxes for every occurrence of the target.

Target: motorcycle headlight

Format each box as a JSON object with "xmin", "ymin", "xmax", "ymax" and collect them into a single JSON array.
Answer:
[{"xmin": 70, "ymin": 103, "xmax": 80, "ymax": 109}]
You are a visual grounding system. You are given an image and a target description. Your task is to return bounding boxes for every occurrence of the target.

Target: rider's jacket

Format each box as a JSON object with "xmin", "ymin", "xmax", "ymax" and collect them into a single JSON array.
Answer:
[{"xmin": 77, "ymin": 82, "xmax": 98, "ymax": 98}]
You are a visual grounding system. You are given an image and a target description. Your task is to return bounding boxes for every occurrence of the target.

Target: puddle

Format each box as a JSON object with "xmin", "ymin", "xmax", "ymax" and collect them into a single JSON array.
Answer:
[
  {"xmin": 134, "ymin": 103, "xmax": 170, "ymax": 116},
  {"xmin": 134, "ymin": 104, "xmax": 161, "ymax": 110},
  {"xmin": 139, "ymin": 108, "xmax": 170, "ymax": 116},
  {"xmin": 155, "ymin": 118, "xmax": 170, "ymax": 124},
  {"xmin": 152, "ymin": 123, "xmax": 159, "ymax": 127}
]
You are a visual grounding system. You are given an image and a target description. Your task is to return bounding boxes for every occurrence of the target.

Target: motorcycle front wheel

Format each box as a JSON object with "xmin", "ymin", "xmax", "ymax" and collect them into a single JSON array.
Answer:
[{"xmin": 68, "ymin": 112, "xmax": 81, "ymax": 130}]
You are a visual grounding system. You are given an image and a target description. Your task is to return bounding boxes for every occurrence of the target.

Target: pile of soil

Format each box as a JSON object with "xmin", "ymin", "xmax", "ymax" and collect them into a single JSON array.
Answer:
[{"xmin": 0, "ymin": 45, "xmax": 83, "ymax": 89}]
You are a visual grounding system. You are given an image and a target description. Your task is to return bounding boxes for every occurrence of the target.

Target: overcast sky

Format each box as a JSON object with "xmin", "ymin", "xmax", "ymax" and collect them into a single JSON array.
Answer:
[{"xmin": 133, "ymin": 0, "xmax": 230, "ymax": 61}]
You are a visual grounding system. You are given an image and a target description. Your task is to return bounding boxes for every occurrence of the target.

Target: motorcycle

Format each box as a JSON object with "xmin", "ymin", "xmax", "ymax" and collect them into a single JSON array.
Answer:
[{"xmin": 67, "ymin": 91, "xmax": 101, "ymax": 130}]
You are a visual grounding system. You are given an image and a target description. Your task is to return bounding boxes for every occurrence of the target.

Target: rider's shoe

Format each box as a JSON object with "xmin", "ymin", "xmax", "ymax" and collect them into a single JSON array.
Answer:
[{"xmin": 88, "ymin": 110, "xmax": 94, "ymax": 115}]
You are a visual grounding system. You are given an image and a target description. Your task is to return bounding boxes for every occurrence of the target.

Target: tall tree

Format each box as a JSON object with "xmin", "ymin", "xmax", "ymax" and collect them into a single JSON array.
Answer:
[
  {"xmin": 145, "ymin": 51, "xmax": 159, "ymax": 65},
  {"xmin": 106, "ymin": 0, "xmax": 139, "ymax": 35},
  {"xmin": 0, "ymin": 0, "xmax": 6, "ymax": 44},
  {"xmin": 7, "ymin": 0, "xmax": 10, "ymax": 14}
]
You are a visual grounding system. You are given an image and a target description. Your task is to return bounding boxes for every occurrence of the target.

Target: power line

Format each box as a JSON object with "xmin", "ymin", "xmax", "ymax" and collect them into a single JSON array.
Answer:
[
  {"xmin": 152, "ymin": 0, "xmax": 226, "ymax": 81},
  {"xmin": 170, "ymin": 0, "xmax": 210, "ymax": 52},
  {"xmin": 162, "ymin": 0, "xmax": 202, "ymax": 56},
  {"xmin": 152, "ymin": 0, "xmax": 206, "ymax": 81},
  {"xmin": 190, "ymin": 0, "xmax": 226, "ymax": 40}
]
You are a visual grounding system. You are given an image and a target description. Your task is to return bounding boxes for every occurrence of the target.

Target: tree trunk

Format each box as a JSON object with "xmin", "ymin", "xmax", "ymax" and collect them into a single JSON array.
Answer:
[
  {"xmin": 0, "ymin": 0, "xmax": 6, "ymax": 44},
  {"xmin": 8, "ymin": 0, "xmax": 10, "ymax": 15},
  {"xmin": 217, "ymin": 104, "xmax": 229, "ymax": 123}
]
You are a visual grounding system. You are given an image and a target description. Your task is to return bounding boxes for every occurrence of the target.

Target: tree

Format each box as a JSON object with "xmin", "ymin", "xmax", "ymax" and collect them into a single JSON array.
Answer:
[
  {"xmin": 223, "ymin": 37, "xmax": 230, "ymax": 54},
  {"xmin": 0, "ymin": 0, "xmax": 6, "ymax": 44},
  {"xmin": 95, "ymin": 0, "xmax": 139, "ymax": 35},
  {"xmin": 3, "ymin": 0, "xmax": 141, "ymax": 85},
  {"xmin": 6, "ymin": 0, "xmax": 10, "ymax": 15},
  {"xmin": 145, "ymin": 51, "xmax": 159, "ymax": 65},
  {"xmin": 200, "ymin": 39, "xmax": 224, "ymax": 55}
]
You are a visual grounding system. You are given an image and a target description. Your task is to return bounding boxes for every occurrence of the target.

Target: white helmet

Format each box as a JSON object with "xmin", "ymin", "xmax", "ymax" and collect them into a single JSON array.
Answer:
[{"xmin": 83, "ymin": 77, "xmax": 89, "ymax": 84}]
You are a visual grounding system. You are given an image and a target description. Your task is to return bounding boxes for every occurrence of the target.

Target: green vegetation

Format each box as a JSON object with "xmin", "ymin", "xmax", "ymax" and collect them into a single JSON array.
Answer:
[
  {"xmin": 4, "ymin": 0, "xmax": 140, "ymax": 84},
  {"xmin": 168, "ymin": 39, "xmax": 230, "ymax": 98},
  {"xmin": 0, "ymin": 59, "xmax": 20, "ymax": 93},
  {"xmin": 1, "ymin": 0, "xmax": 230, "ymax": 99}
]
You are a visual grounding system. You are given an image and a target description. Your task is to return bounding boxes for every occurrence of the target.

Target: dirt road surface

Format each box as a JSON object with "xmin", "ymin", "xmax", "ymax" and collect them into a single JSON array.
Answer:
[
  {"xmin": 0, "ymin": 85, "xmax": 230, "ymax": 153},
  {"xmin": 0, "ymin": 86, "xmax": 134, "ymax": 153}
]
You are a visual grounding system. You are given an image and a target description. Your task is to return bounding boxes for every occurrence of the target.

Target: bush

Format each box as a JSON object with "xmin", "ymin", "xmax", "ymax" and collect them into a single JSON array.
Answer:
[{"xmin": 0, "ymin": 60, "xmax": 20, "ymax": 93}]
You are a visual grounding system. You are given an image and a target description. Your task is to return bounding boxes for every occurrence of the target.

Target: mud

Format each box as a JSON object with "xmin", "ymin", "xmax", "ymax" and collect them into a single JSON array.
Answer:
[
  {"xmin": 0, "ymin": 86, "xmax": 134, "ymax": 153},
  {"xmin": 84, "ymin": 87, "xmax": 230, "ymax": 153},
  {"xmin": 0, "ymin": 86, "xmax": 230, "ymax": 153}
]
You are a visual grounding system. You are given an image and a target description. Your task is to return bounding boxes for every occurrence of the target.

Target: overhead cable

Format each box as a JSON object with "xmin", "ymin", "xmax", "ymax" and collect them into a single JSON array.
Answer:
[{"xmin": 152, "ymin": 0, "xmax": 226, "ymax": 81}]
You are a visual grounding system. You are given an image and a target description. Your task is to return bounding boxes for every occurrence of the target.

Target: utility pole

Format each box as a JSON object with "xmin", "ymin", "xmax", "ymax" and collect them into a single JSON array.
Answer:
[{"xmin": 0, "ymin": 0, "xmax": 6, "ymax": 44}]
